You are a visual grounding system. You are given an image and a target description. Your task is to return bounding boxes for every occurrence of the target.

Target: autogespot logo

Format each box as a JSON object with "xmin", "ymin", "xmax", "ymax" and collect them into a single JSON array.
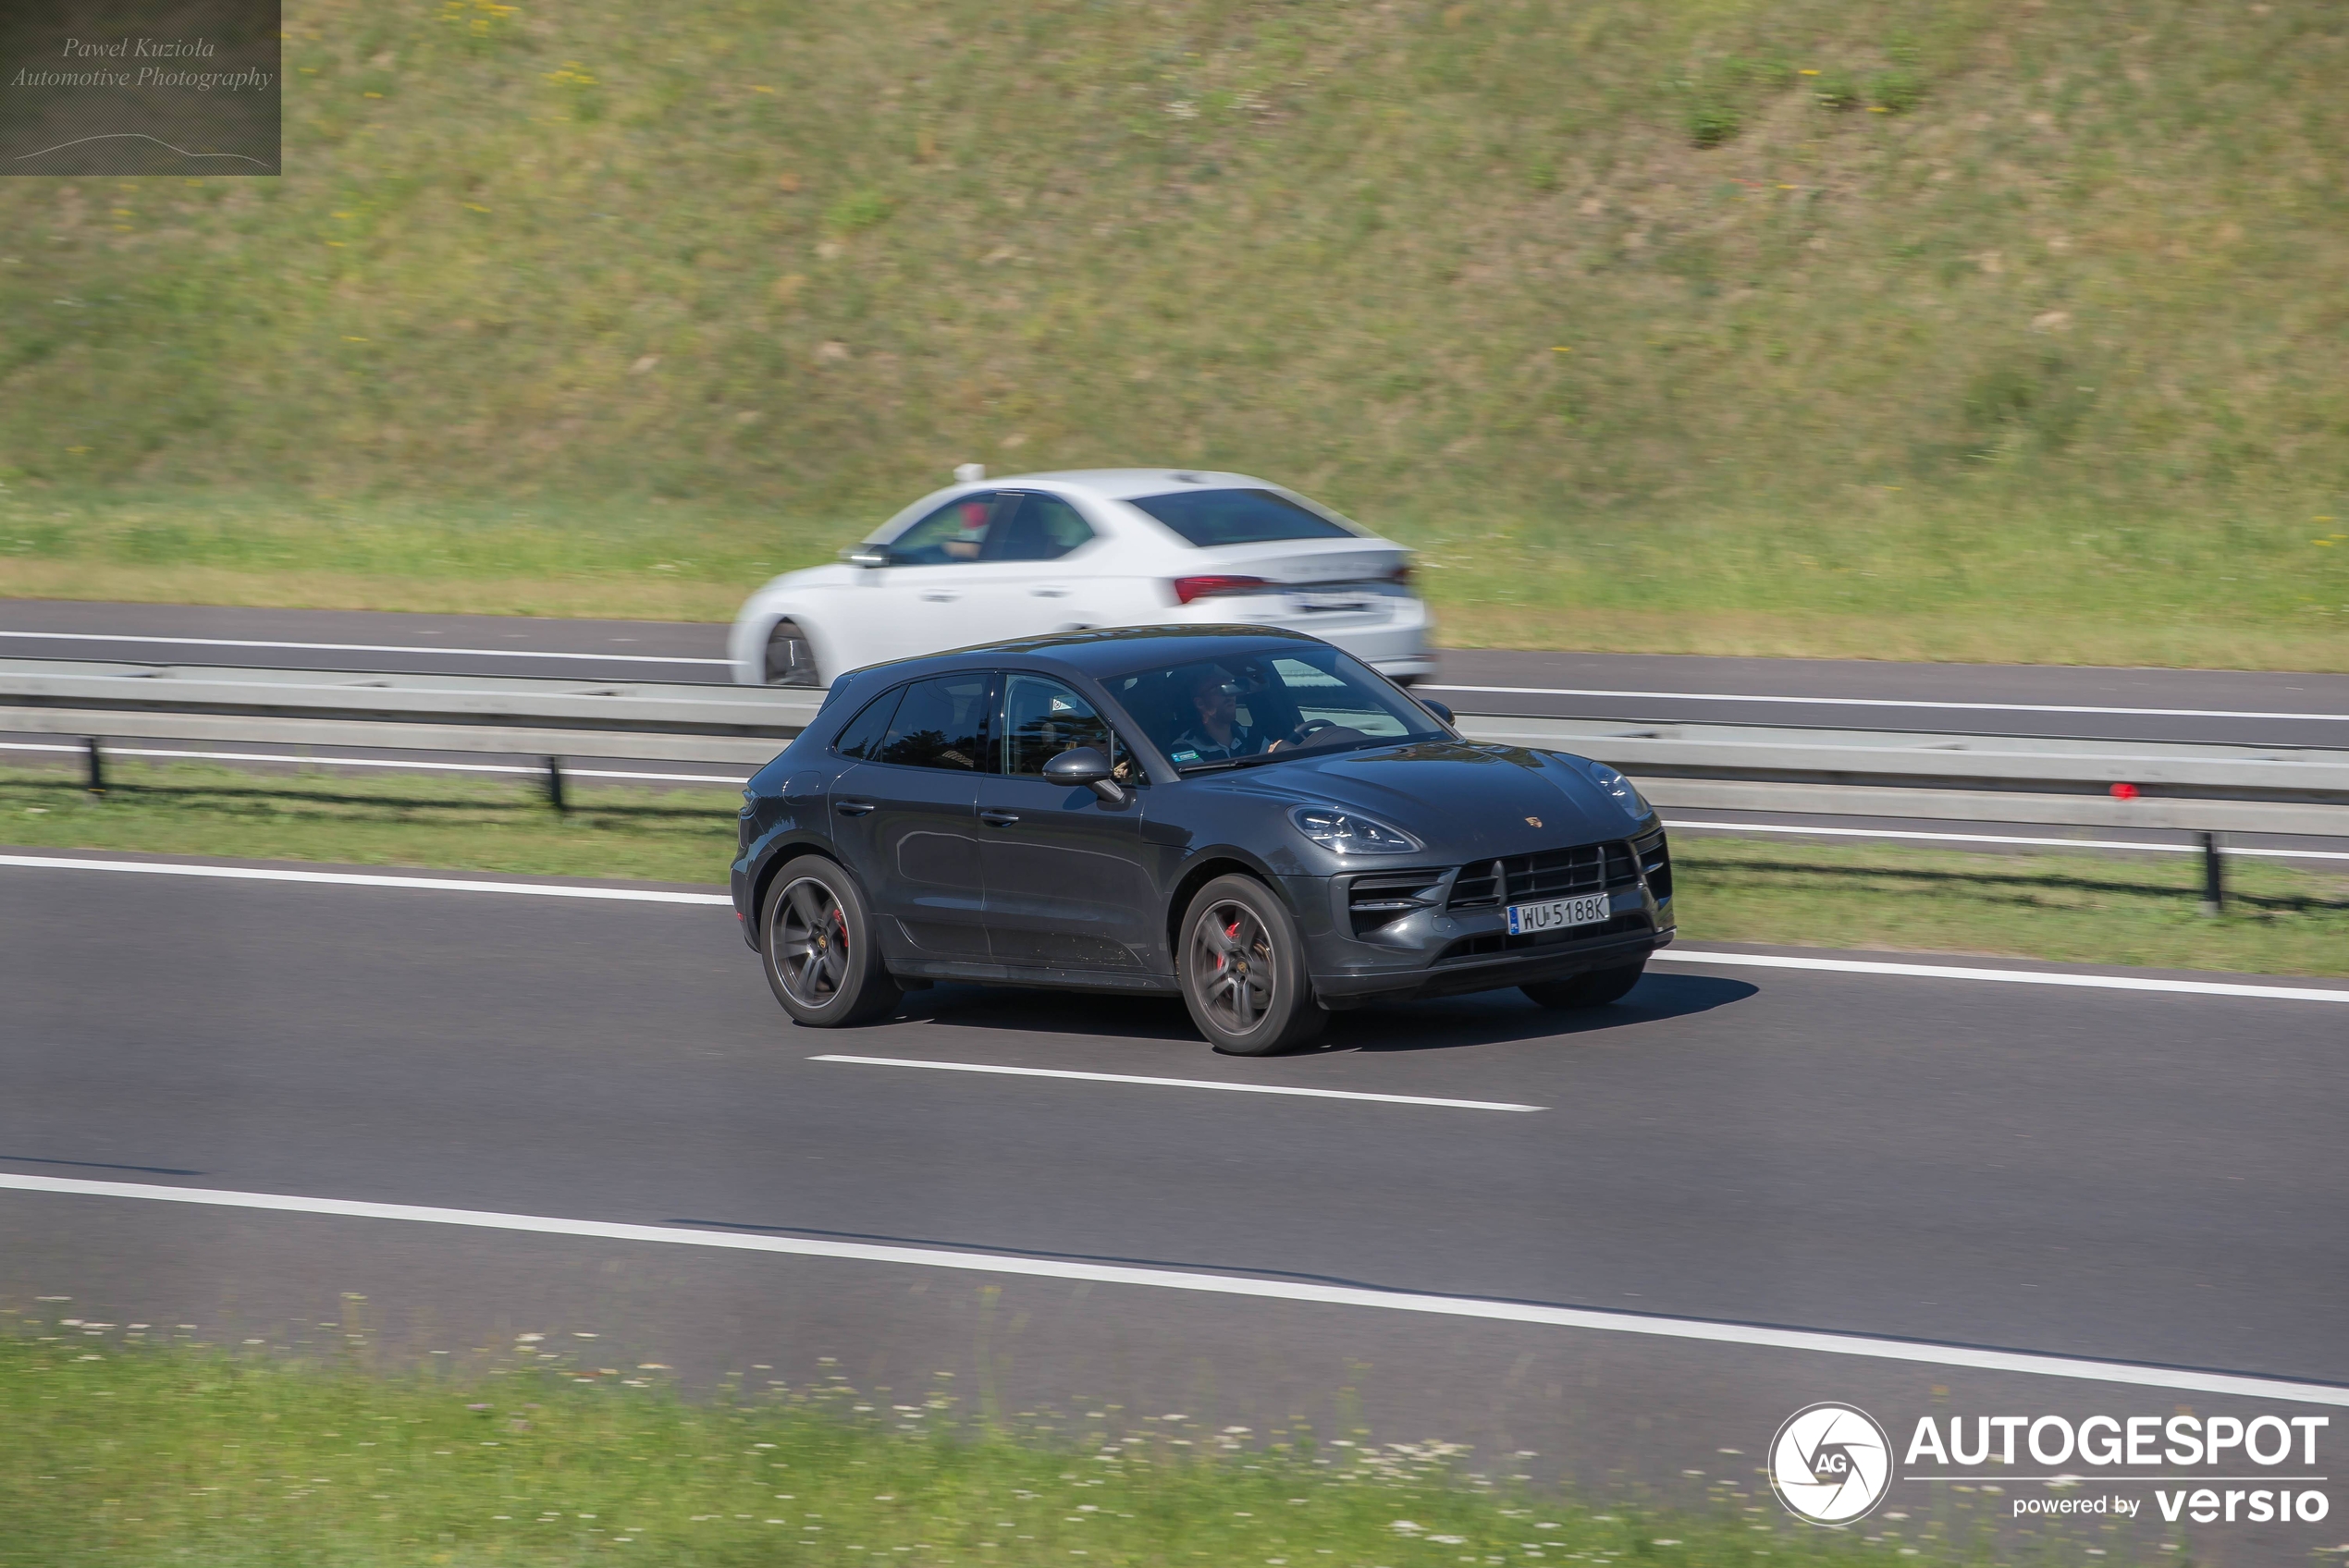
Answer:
[{"xmin": 1771, "ymin": 1403, "xmax": 1896, "ymax": 1525}]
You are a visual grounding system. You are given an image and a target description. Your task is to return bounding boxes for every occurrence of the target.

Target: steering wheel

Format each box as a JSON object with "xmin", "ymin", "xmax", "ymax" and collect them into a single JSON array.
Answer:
[{"xmin": 1292, "ymin": 719, "xmax": 1340, "ymax": 741}]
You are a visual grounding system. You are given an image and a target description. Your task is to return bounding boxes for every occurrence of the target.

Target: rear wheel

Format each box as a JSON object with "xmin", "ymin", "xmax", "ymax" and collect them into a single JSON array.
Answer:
[
  {"xmin": 1178, "ymin": 874, "xmax": 1325, "ymax": 1055},
  {"xmin": 763, "ymin": 619, "xmax": 821, "ymax": 686},
  {"xmin": 1521, "ymin": 961, "xmax": 1645, "ymax": 1011},
  {"xmin": 760, "ymin": 856, "xmax": 899, "ymax": 1026}
]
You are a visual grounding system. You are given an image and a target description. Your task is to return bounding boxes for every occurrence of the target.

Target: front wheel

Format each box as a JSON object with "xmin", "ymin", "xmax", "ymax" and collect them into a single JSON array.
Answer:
[
  {"xmin": 763, "ymin": 619, "xmax": 821, "ymax": 687},
  {"xmin": 1521, "ymin": 961, "xmax": 1645, "ymax": 1011},
  {"xmin": 760, "ymin": 856, "xmax": 900, "ymax": 1026},
  {"xmin": 1178, "ymin": 874, "xmax": 1325, "ymax": 1055}
]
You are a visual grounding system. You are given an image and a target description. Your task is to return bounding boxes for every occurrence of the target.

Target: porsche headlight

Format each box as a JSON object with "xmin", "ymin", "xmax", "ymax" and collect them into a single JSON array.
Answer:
[
  {"xmin": 1291, "ymin": 806, "xmax": 1422, "ymax": 855},
  {"xmin": 1584, "ymin": 760, "xmax": 1649, "ymax": 818}
]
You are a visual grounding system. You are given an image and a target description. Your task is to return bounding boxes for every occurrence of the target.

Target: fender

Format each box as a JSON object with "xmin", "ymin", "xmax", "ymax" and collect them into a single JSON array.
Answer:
[
  {"xmin": 729, "ymin": 597, "xmax": 842, "ymax": 688},
  {"xmin": 733, "ymin": 821, "xmax": 856, "ymax": 950}
]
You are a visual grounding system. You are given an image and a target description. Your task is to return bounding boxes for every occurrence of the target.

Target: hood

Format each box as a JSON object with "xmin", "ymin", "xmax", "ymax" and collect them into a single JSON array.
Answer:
[
  {"xmin": 756, "ymin": 562, "xmax": 860, "ymax": 597},
  {"xmin": 1202, "ymin": 740, "xmax": 1651, "ymax": 857}
]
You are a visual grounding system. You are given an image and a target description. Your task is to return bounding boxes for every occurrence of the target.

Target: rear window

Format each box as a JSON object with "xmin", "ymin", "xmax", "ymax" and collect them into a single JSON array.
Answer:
[
  {"xmin": 876, "ymin": 673, "xmax": 991, "ymax": 771},
  {"xmin": 1127, "ymin": 487, "xmax": 1357, "ymax": 548}
]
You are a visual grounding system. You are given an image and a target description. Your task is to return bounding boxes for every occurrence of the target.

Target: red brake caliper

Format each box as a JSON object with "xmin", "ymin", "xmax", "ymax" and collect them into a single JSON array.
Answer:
[{"xmin": 1218, "ymin": 917, "xmax": 1241, "ymax": 971}]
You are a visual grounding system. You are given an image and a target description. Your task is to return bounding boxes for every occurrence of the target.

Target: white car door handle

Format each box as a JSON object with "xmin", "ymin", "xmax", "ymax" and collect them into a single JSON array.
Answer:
[
  {"xmin": 1030, "ymin": 585, "xmax": 1071, "ymax": 598},
  {"xmin": 920, "ymin": 590, "xmax": 960, "ymax": 603}
]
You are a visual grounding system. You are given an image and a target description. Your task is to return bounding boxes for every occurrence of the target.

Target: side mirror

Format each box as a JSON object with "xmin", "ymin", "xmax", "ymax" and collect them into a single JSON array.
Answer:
[
  {"xmin": 1044, "ymin": 745, "xmax": 1125, "ymax": 802},
  {"xmin": 1419, "ymin": 697, "xmax": 1455, "ymax": 725},
  {"xmin": 845, "ymin": 545, "xmax": 889, "ymax": 569}
]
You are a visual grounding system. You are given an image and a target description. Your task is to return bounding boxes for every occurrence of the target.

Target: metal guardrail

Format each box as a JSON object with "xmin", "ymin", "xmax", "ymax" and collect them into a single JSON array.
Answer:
[
  {"xmin": 0, "ymin": 657, "xmax": 820, "ymax": 765},
  {"xmin": 6, "ymin": 656, "xmax": 2348, "ymax": 905}
]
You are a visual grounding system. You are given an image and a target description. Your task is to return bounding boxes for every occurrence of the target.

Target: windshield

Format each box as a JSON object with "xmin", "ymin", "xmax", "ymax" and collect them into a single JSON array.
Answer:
[
  {"xmin": 1126, "ymin": 487, "xmax": 1359, "ymax": 547},
  {"xmin": 1101, "ymin": 644, "xmax": 1445, "ymax": 771}
]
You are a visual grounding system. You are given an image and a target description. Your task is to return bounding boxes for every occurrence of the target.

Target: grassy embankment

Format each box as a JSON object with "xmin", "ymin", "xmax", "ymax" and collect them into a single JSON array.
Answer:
[
  {"xmin": 0, "ymin": 1327, "xmax": 1985, "ymax": 1568},
  {"xmin": 6, "ymin": 759, "xmax": 2345, "ymax": 979},
  {"xmin": 3, "ymin": 0, "xmax": 2347, "ymax": 666}
]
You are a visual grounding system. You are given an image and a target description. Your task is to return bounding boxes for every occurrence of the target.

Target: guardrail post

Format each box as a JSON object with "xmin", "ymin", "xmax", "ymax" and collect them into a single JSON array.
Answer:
[
  {"xmin": 83, "ymin": 737, "xmax": 105, "ymax": 795},
  {"xmin": 545, "ymin": 756, "xmax": 567, "ymax": 815},
  {"xmin": 2199, "ymin": 831, "xmax": 2224, "ymax": 914}
]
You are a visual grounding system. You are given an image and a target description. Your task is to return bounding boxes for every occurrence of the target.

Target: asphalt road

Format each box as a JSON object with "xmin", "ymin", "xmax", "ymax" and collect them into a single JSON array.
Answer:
[
  {"xmin": 8, "ymin": 597, "xmax": 2349, "ymax": 747},
  {"xmin": 5, "ymin": 856, "xmax": 2345, "ymax": 1560}
]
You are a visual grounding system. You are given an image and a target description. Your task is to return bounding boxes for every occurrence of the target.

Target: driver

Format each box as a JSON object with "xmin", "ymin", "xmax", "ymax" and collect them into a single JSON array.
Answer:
[{"xmin": 1169, "ymin": 667, "xmax": 1266, "ymax": 762}]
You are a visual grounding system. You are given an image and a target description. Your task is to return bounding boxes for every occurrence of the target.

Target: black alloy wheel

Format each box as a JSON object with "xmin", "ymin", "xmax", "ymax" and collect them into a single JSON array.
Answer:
[
  {"xmin": 760, "ymin": 856, "xmax": 899, "ymax": 1026},
  {"xmin": 1521, "ymin": 961, "xmax": 1646, "ymax": 1011},
  {"xmin": 1178, "ymin": 873, "xmax": 1325, "ymax": 1055},
  {"xmin": 763, "ymin": 619, "xmax": 821, "ymax": 686}
]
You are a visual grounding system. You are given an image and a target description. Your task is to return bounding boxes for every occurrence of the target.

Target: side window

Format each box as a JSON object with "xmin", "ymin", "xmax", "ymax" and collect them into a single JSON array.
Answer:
[
  {"xmin": 1001, "ymin": 674, "xmax": 1139, "ymax": 782},
  {"xmin": 984, "ymin": 493, "xmax": 1097, "ymax": 563},
  {"xmin": 876, "ymin": 673, "xmax": 993, "ymax": 771},
  {"xmin": 885, "ymin": 492, "xmax": 1012, "ymax": 567},
  {"xmin": 831, "ymin": 685, "xmax": 904, "ymax": 760}
]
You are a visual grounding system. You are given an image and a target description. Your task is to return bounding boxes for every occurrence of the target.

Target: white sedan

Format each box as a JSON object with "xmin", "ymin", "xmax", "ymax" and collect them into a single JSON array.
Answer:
[{"xmin": 728, "ymin": 468, "xmax": 1432, "ymax": 688}]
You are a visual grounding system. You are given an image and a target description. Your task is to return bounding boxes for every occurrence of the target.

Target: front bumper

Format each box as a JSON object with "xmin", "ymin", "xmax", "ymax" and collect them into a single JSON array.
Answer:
[
  {"xmin": 1289, "ymin": 844, "xmax": 1675, "ymax": 1005},
  {"xmin": 1313, "ymin": 922, "xmax": 1673, "ymax": 1006}
]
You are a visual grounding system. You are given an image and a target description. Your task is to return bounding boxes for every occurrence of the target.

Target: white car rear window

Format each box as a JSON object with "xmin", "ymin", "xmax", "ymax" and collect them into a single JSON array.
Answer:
[{"xmin": 1128, "ymin": 488, "xmax": 1357, "ymax": 547}]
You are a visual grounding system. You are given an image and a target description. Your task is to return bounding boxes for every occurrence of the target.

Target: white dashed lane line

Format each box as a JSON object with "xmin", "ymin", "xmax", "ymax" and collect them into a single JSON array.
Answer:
[
  {"xmin": 808, "ymin": 1054, "xmax": 1543, "ymax": 1112},
  {"xmin": 0, "ymin": 630, "xmax": 731, "ymax": 666}
]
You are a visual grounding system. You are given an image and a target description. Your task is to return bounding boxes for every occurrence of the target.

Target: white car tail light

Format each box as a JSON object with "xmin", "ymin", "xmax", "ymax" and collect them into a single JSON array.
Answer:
[{"xmin": 1170, "ymin": 574, "xmax": 1272, "ymax": 605}]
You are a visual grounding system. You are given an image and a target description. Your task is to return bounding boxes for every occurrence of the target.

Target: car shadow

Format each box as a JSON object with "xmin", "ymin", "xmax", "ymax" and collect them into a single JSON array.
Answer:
[
  {"xmin": 866, "ymin": 971, "xmax": 1758, "ymax": 1053},
  {"xmin": 1311, "ymin": 972, "xmax": 1760, "ymax": 1054}
]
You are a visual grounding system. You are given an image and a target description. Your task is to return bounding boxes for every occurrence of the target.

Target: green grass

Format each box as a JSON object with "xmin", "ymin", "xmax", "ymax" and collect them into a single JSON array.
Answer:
[
  {"xmin": 0, "ymin": 1329, "xmax": 1952, "ymax": 1568},
  {"xmin": 6, "ymin": 761, "xmax": 2346, "ymax": 979},
  {"xmin": 1676, "ymin": 836, "xmax": 2349, "ymax": 979},
  {"xmin": 4, "ymin": 0, "xmax": 2348, "ymax": 665}
]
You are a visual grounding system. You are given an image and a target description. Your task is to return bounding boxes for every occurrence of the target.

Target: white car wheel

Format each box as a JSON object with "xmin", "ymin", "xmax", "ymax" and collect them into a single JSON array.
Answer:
[{"xmin": 763, "ymin": 619, "xmax": 821, "ymax": 687}]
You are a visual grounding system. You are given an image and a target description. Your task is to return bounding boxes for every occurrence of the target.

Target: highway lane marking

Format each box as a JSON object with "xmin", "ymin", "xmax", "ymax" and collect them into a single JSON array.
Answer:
[
  {"xmin": 0, "ymin": 854, "xmax": 732, "ymax": 905},
  {"xmin": 9, "ymin": 859, "xmax": 2349, "ymax": 1004},
  {"xmin": 1423, "ymin": 682, "xmax": 2349, "ymax": 725},
  {"xmin": 0, "ymin": 630, "xmax": 732, "ymax": 667},
  {"xmin": 1656, "ymin": 949, "xmax": 2349, "ymax": 1004},
  {"xmin": 1661, "ymin": 817, "xmax": 2349, "ymax": 864},
  {"xmin": 4, "ymin": 1170, "xmax": 2345, "ymax": 1408},
  {"xmin": 809, "ymin": 1054, "xmax": 1543, "ymax": 1112}
]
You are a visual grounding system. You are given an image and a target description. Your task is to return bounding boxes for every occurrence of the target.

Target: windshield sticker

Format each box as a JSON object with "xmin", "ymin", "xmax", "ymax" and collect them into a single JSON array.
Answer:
[{"xmin": 1172, "ymin": 749, "xmax": 1200, "ymax": 763}]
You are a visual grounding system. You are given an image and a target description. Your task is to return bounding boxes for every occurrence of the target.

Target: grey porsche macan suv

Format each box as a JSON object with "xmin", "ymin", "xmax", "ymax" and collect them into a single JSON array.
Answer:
[{"xmin": 732, "ymin": 627, "xmax": 1674, "ymax": 1054}]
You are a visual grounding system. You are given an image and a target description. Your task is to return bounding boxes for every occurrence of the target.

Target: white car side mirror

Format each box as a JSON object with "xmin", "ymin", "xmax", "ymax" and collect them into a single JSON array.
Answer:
[{"xmin": 845, "ymin": 545, "xmax": 889, "ymax": 569}]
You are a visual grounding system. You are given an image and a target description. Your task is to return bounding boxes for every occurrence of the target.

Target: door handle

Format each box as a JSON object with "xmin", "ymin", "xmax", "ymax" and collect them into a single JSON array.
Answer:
[
  {"xmin": 1030, "ymin": 585, "xmax": 1070, "ymax": 598},
  {"xmin": 834, "ymin": 800, "xmax": 876, "ymax": 816},
  {"xmin": 921, "ymin": 590, "xmax": 961, "ymax": 603},
  {"xmin": 979, "ymin": 810, "xmax": 1020, "ymax": 827}
]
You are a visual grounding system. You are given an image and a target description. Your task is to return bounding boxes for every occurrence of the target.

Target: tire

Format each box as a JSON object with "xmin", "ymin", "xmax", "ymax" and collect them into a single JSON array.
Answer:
[
  {"xmin": 763, "ymin": 618, "xmax": 822, "ymax": 687},
  {"xmin": 1521, "ymin": 961, "xmax": 1646, "ymax": 1011},
  {"xmin": 1177, "ymin": 874, "xmax": 1326, "ymax": 1056},
  {"xmin": 759, "ymin": 855, "xmax": 900, "ymax": 1026}
]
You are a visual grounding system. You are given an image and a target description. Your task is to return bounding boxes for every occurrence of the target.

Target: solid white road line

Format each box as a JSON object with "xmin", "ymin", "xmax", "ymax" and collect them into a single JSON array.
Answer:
[
  {"xmin": 1423, "ymin": 682, "xmax": 2349, "ymax": 726},
  {"xmin": 7, "ymin": 859, "xmax": 2347, "ymax": 1004},
  {"xmin": 0, "ymin": 854, "xmax": 732, "ymax": 904},
  {"xmin": 0, "ymin": 740, "xmax": 748, "ymax": 786},
  {"xmin": 3, "ymin": 1170, "xmax": 2343, "ymax": 1406},
  {"xmin": 0, "ymin": 630, "xmax": 732, "ymax": 666},
  {"xmin": 1660, "ymin": 817, "xmax": 2349, "ymax": 864},
  {"xmin": 1655, "ymin": 949, "xmax": 2349, "ymax": 1004},
  {"xmin": 809, "ymin": 1054, "xmax": 1543, "ymax": 1112}
]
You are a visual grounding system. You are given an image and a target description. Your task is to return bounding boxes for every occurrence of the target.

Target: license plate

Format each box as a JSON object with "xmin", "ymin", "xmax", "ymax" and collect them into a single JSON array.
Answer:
[
  {"xmin": 1295, "ymin": 591, "xmax": 1375, "ymax": 614},
  {"xmin": 1506, "ymin": 891, "xmax": 1612, "ymax": 936}
]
